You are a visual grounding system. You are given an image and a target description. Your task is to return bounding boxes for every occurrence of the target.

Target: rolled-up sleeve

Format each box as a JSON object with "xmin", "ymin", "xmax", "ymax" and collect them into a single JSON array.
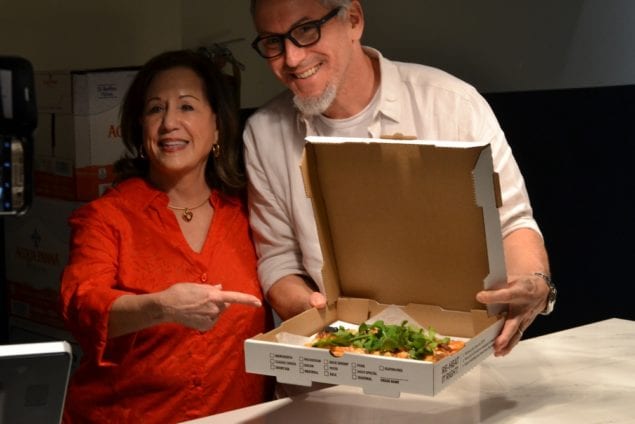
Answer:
[
  {"xmin": 478, "ymin": 98, "xmax": 542, "ymax": 239},
  {"xmin": 60, "ymin": 204, "xmax": 134, "ymax": 366},
  {"xmin": 244, "ymin": 117, "xmax": 309, "ymax": 295}
]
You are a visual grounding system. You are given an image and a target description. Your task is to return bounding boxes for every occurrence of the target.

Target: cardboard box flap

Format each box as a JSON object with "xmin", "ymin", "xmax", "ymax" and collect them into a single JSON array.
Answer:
[{"xmin": 302, "ymin": 136, "xmax": 506, "ymax": 313}]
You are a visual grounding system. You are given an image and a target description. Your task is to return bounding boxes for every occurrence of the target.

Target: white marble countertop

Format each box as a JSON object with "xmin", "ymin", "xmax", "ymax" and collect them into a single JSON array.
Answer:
[{"xmin": 185, "ymin": 318, "xmax": 635, "ymax": 423}]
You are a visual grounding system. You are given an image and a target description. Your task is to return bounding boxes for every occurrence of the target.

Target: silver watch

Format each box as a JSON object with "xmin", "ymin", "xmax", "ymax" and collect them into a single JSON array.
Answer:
[{"xmin": 534, "ymin": 272, "xmax": 557, "ymax": 315}]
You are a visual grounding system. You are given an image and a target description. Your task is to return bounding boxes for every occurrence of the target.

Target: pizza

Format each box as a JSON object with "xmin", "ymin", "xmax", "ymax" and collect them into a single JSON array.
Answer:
[{"xmin": 309, "ymin": 320, "xmax": 465, "ymax": 362}]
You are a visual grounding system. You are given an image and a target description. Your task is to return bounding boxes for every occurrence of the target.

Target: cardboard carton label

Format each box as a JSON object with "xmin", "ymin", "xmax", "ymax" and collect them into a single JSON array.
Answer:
[{"xmin": 3, "ymin": 196, "xmax": 83, "ymax": 328}]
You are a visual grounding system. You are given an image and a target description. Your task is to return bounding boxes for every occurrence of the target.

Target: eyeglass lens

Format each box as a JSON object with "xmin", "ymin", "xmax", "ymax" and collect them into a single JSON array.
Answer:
[
  {"xmin": 256, "ymin": 23, "xmax": 320, "ymax": 58},
  {"xmin": 253, "ymin": 7, "xmax": 341, "ymax": 58}
]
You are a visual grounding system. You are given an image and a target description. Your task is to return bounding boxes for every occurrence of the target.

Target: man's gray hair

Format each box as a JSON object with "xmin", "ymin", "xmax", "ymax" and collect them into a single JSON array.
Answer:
[{"xmin": 250, "ymin": 0, "xmax": 352, "ymax": 17}]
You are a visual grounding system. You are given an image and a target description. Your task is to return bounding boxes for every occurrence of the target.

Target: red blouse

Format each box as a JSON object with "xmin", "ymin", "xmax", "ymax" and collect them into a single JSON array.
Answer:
[{"xmin": 60, "ymin": 178, "xmax": 272, "ymax": 423}]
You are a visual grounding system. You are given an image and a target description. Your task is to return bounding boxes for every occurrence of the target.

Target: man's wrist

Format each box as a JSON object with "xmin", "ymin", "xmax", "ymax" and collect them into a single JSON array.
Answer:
[{"xmin": 534, "ymin": 272, "xmax": 557, "ymax": 315}]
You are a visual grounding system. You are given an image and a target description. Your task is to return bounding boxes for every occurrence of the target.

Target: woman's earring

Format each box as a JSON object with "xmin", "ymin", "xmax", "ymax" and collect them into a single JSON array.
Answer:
[
  {"xmin": 139, "ymin": 146, "xmax": 146, "ymax": 159},
  {"xmin": 212, "ymin": 143, "xmax": 221, "ymax": 158}
]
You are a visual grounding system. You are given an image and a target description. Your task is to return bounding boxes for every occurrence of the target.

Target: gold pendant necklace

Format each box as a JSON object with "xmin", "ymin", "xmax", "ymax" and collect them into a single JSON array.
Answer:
[{"xmin": 167, "ymin": 197, "xmax": 209, "ymax": 222}]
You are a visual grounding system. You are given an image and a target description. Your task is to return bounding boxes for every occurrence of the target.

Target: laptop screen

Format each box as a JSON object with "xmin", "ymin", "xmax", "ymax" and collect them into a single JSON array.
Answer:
[{"xmin": 0, "ymin": 341, "xmax": 72, "ymax": 424}]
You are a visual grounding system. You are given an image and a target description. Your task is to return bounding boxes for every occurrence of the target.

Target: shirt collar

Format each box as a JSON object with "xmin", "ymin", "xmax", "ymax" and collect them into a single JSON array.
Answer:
[
  {"xmin": 111, "ymin": 178, "xmax": 166, "ymax": 211},
  {"xmin": 111, "ymin": 177, "xmax": 229, "ymax": 211},
  {"xmin": 363, "ymin": 47, "xmax": 402, "ymax": 124}
]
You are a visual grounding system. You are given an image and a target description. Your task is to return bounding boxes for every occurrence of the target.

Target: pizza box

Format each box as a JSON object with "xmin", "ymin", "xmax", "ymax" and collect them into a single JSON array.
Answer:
[{"xmin": 245, "ymin": 136, "xmax": 507, "ymax": 397}]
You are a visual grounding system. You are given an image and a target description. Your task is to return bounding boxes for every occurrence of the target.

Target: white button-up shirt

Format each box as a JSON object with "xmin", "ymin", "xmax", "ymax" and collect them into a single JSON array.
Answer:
[{"xmin": 244, "ymin": 48, "xmax": 540, "ymax": 295}]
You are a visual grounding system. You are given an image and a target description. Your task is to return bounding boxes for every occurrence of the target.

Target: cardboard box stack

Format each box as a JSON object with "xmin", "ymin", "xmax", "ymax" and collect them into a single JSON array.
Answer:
[
  {"xmin": 3, "ymin": 67, "xmax": 136, "ymax": 360},
  {"xmin": 4, "ymin": 196, "xmax": 81, "ymax": 328},
  {"xmin": 245, "ymin": 136, "xmax": 508, "ymax": 397},
  {"xmin": 4, "ymin": 196, "xmax": 84, "ymax": 363},
  {"xmin": 34, "ymin": 68, "xmax": 137, "ymax": 201}
]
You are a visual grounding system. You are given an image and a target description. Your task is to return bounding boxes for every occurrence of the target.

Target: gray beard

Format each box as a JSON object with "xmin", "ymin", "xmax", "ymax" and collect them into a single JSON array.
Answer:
[{"xmin": 293, "ymin": 84, "xmax": 337, "ymax": 116}]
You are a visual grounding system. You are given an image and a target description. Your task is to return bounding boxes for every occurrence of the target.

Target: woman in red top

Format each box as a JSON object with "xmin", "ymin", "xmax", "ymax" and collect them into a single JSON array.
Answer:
[{"xmin": 60, "ymin": 50, "xmax": 272, "ymax": 423}]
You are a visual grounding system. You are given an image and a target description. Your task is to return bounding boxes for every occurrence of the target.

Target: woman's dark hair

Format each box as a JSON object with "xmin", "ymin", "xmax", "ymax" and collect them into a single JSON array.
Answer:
[{"xmin": 114, "ymin": 49, "xmax": 243, "ymax": 195}]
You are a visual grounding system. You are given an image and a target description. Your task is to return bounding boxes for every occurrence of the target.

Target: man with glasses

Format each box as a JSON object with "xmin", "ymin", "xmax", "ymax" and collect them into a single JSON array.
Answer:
[{"xmin": 244, "ymin": 0, "xmax": 555, "ymax": 356}]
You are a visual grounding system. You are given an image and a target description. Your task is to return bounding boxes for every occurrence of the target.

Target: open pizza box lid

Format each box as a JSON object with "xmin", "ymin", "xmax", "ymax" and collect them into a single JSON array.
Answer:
[
  {"xmin": 301, "ymin": 136, "xmax": 507, "ymax": 313},
  {"xmin": 245, "ymin": 136, "xmax": 508, "ymax": 397}
]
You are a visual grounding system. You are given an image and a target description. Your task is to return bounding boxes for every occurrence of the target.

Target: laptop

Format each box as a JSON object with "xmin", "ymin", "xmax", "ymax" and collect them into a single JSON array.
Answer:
[{"xmin": 0, "ymin": 341, "xmax": 72, "ymax": 424}]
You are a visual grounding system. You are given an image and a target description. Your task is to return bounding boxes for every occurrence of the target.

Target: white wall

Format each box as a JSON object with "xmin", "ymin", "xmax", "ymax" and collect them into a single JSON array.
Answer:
[
  {"xmin": 0, "ymin": 0, "xmax": 182, "ymax": 70},
  {"xmin": 2, "ymin": 1, "xmax": 634, "ymax": 106},
  {"xmin": 180, "ymin": 0, "xmax": 284, "ymax": 108},
  {"xmin": 185, "ymin": 0, "xmax": 635, "ymax": 105},
  {"xmin": 362, "ymin": 0, "xmax": 635, "ymax": 93}
]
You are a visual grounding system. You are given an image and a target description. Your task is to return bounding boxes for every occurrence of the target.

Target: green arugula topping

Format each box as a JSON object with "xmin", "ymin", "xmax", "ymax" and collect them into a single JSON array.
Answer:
[{"xmin": 312, "ymin": 320, "xmax": 450, "ymax": 360}]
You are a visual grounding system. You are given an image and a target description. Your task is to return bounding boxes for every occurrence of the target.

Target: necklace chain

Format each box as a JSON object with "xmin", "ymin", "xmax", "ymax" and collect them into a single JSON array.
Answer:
[{"xmin": 167, "ymin": 197, "xmax": 209, "ymax": 222}]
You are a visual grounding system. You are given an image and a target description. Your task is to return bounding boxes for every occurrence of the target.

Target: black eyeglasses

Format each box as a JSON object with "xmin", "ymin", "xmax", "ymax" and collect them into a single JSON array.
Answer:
[{"xmin": 251, "ymin": 7, "xmax": 343, "ymax": 59}]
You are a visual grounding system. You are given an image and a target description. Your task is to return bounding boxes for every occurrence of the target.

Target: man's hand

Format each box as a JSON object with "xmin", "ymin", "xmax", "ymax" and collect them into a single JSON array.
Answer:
[
  {"xmin": 267, "ymin": 275, "xmax": 326, "ymax": 320},
  {"xmin": 477, "ymin": 228, "xmax": 551, "ymax": 356},
  {"xmin": 476, "ymin": 273, "xmax": 549, "ymax": 356}
]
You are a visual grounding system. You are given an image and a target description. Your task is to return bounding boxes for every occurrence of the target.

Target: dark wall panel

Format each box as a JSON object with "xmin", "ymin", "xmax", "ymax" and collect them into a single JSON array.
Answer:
[{"xmin": 485, "ymin": 86, "xmax": 635, "ymax": 338}]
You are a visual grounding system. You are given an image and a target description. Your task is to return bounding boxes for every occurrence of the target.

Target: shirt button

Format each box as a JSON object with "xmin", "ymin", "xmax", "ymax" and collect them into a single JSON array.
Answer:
[{"xmin": 200, "ymin": 273, "xmax": 208, "ymax": 282}]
